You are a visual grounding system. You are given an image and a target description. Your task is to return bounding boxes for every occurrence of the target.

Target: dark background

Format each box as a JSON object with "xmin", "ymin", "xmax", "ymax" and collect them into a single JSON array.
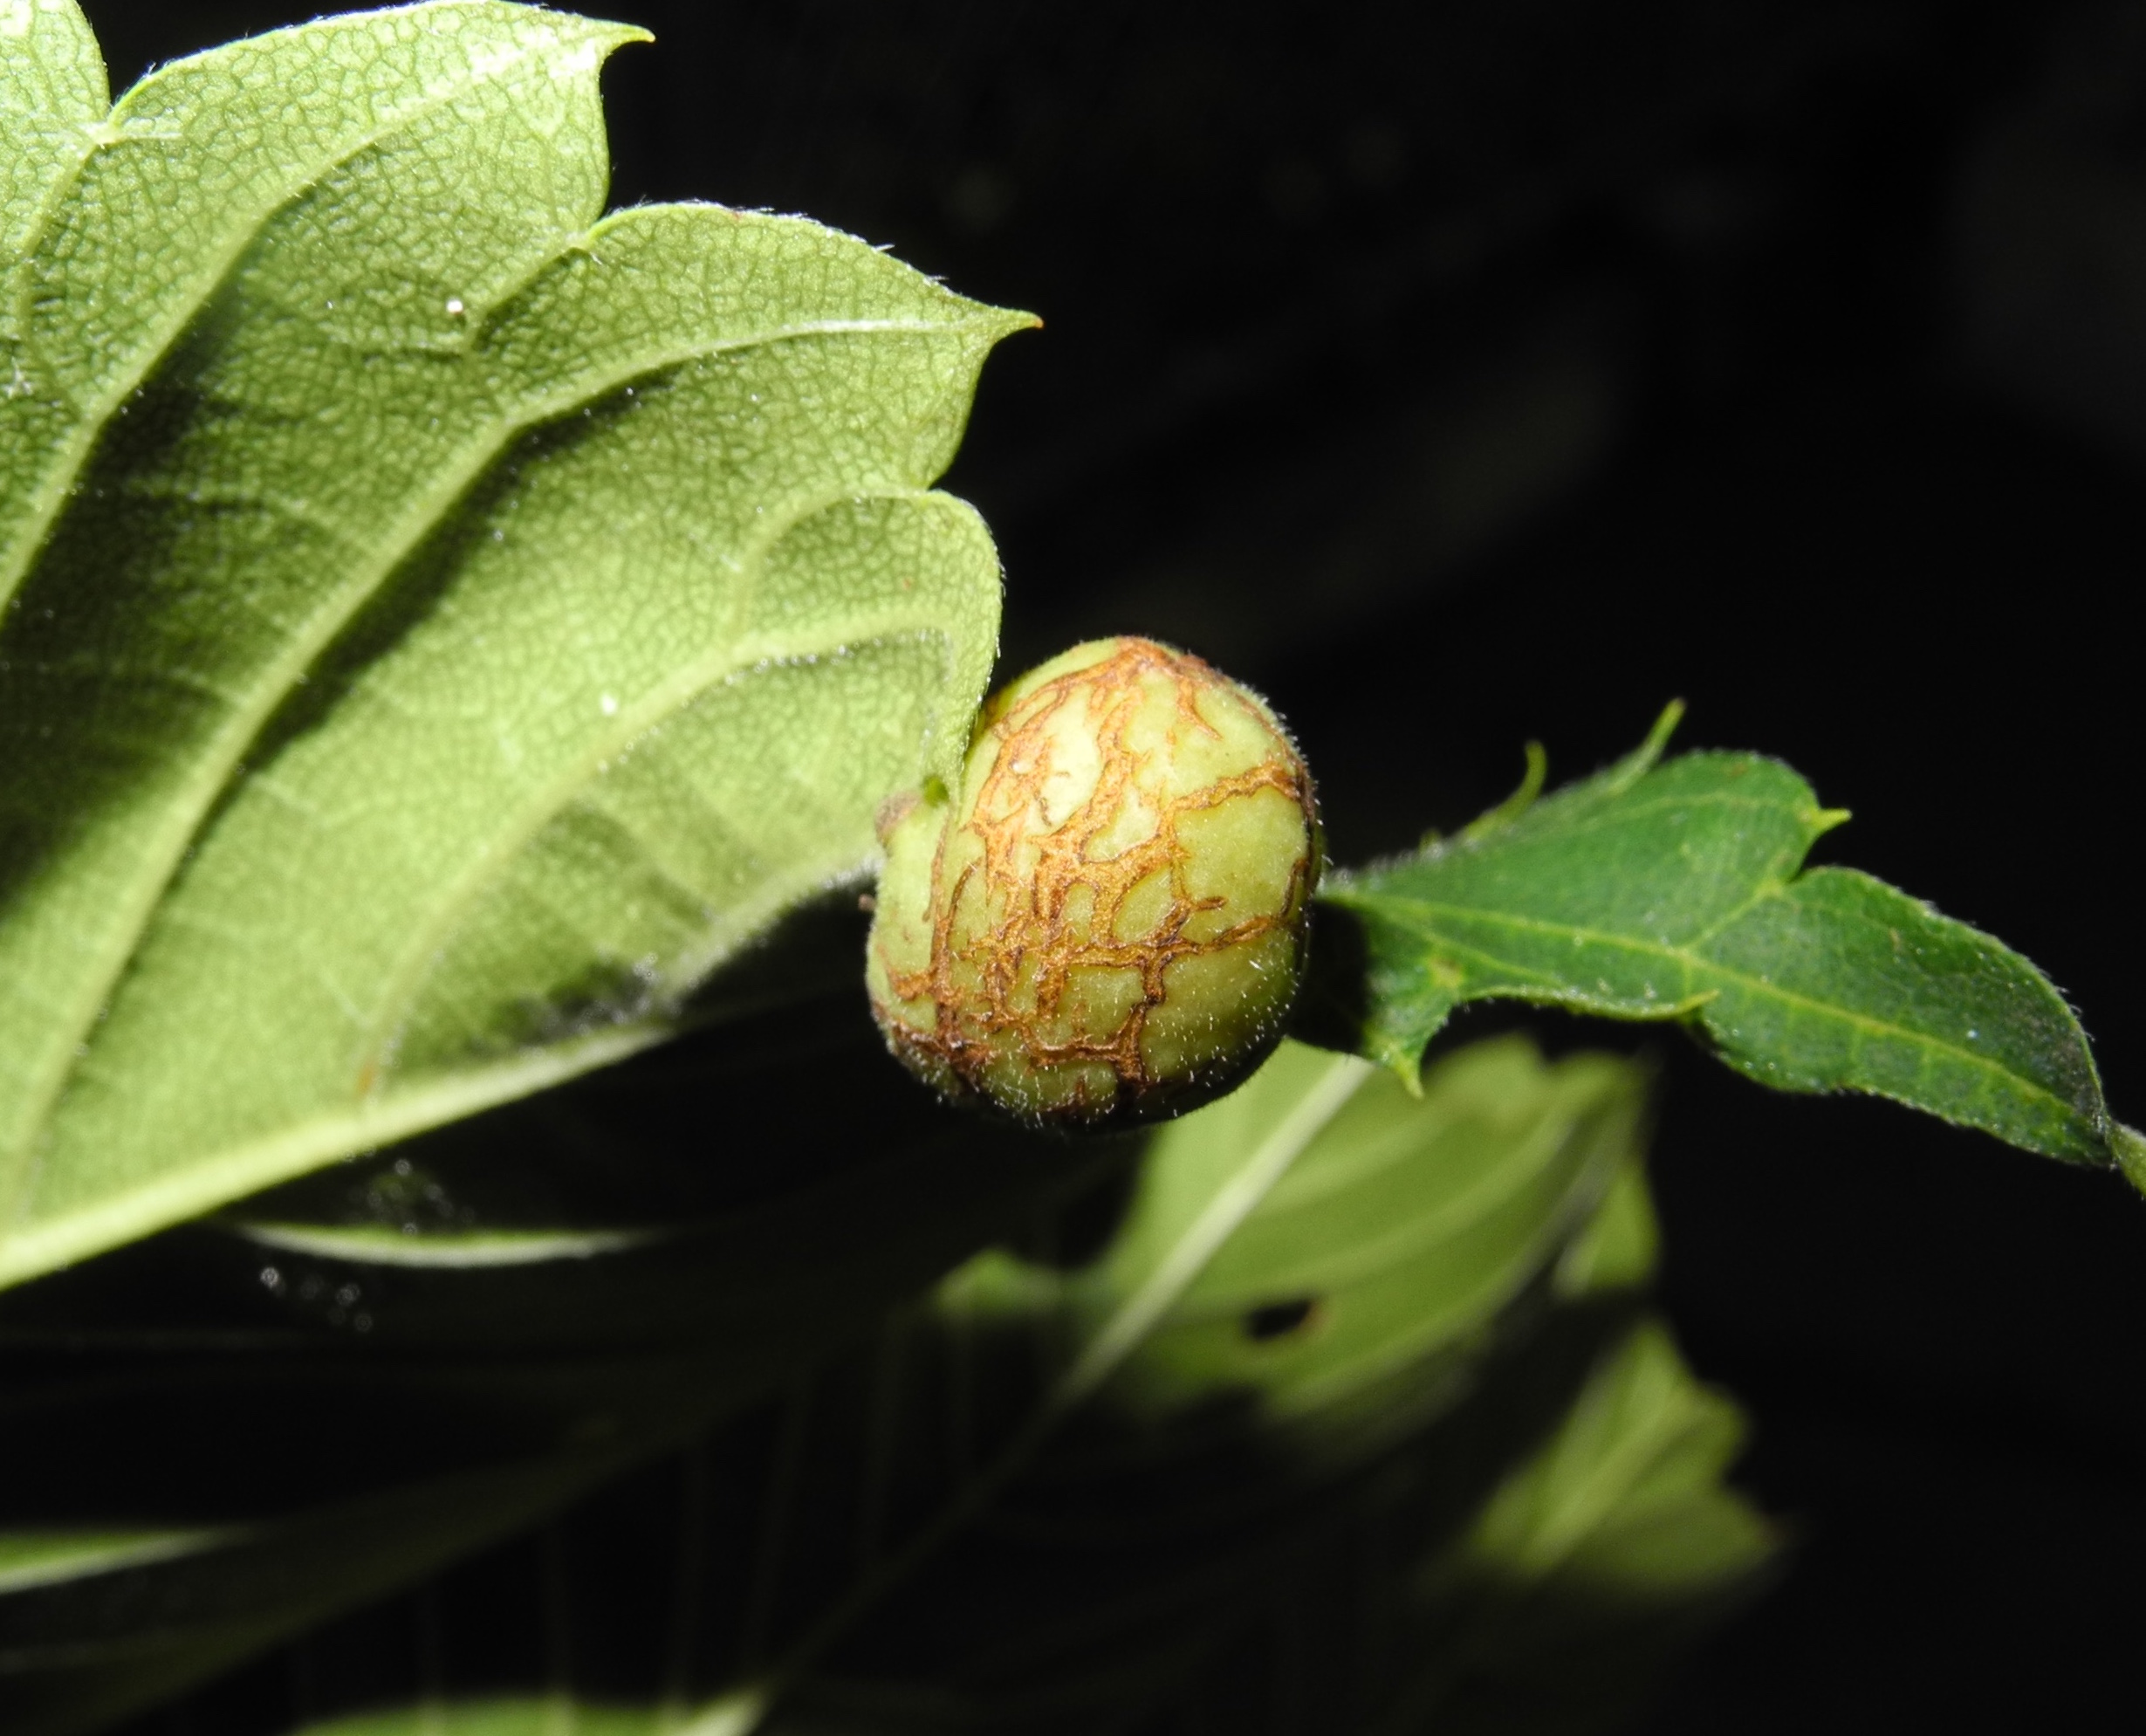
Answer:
[{"xmin": 88, "ymin": 0, "xmax": 2146, "ymax": 1728}]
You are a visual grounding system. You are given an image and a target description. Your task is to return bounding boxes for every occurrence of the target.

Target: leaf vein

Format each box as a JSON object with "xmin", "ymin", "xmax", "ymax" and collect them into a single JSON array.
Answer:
[{"xmin": 1357, "ymin": 895, "xmax": 2082, "ymax": 1120}]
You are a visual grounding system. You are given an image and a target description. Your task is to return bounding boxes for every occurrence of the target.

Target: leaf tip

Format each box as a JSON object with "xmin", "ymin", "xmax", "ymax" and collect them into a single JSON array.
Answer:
[
  {"xmin": 1810, "ymin": 806, "xmax": 1853, "ymax": 837},
  {"xmin": 1457, "ymin": 740, "xmax": 1548, "ymax": 845},
  {"xmin": 1642, "ymin": 698, "xmax": 1686, "ymax": 760},
  {"xmin": 577, "ymin": 18, "xmax": 656, "ymax": 58},
  {"xmin": 1602, "ymin": 699, "xmax": 1684, "ymax": 794},
  {"xmin": 2111, "ymin": 1123, "xmax": 2146, "ymax": 1197}
]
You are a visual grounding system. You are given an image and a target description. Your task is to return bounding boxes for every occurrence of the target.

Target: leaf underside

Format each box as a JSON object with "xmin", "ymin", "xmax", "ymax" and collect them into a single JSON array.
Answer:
[
  {"xmin": 1321, "ymin": 707, "xmax": 2133, "ymax": 1170},
  {"xmin": 0, "ymin": 0, "xmax": 1028, "ymax": 1289}
]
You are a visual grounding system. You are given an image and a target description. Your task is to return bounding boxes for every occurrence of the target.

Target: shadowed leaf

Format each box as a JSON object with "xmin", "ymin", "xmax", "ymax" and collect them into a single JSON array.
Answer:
[
  {"xmin": 0, "ymin": 963, "xmax": 1099, "ymax": 1735},
  {"xmin": 120, "ymin": 1036, "xmax": 1768, "ymax": 1736}
]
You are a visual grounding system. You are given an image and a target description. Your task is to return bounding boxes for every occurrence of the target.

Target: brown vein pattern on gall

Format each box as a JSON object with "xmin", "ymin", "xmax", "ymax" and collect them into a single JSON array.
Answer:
[{"xmin": 867, "ymin": 637, "xmax": 1320, "ymax": 1129}]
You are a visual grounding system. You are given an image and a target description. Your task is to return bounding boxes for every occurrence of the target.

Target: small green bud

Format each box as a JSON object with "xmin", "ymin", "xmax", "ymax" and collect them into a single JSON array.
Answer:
[{"xmin": 867, "ymin": 636, "xmax": 1320, "ymax": 1129}]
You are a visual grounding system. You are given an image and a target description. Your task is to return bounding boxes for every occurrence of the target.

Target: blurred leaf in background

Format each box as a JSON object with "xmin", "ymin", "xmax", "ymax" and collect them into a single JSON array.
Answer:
[{"xmin": 31, "ymin": 1036, "xmax": 1763, "ymax": 1736}]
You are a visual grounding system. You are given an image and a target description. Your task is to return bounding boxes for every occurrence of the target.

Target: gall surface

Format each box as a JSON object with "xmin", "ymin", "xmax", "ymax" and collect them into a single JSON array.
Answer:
[{"xmin": 867, "ymin": 636, "xmax": 1320, "ymax": 1129}]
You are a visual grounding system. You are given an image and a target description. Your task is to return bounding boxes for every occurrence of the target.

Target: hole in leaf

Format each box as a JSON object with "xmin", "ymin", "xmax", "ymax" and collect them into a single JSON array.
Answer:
[{"xmin": 1242, "ymin": 1296, "xmax": 1320, "ymax": 1341}]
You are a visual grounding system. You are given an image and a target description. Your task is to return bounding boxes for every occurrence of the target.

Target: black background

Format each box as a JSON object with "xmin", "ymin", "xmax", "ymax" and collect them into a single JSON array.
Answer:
[{"xmin": 84, "ymin": 0, "xmax": 2146, "ymax": 1728}]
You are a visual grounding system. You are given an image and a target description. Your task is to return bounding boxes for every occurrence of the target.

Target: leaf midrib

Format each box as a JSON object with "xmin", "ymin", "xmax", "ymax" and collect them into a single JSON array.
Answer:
[{"xmin": 1339, "ymin": 889, "xmax": 2086, "ymax": 1125}]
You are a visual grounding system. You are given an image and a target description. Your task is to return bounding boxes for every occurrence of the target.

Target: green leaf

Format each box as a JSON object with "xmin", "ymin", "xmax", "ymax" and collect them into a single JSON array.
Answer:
[
  {"xmin": 0, "ymin": 1461, "xmax": 625, "ymax": 1736},
  {"xmin": 221, "ymin": 1035, "xmax": 1762, "ymax": 1736},
  {"xmin": 1321, "ymin": 705, "xmax": 2136, "ymax": 1169},
  {"xmin": 0, "ymin": 1, "xmax": 104, "ymax": 270},
  {"xmin": 1372, "ymin": 1323, "xmax": 1773, "ymax": 1736},
  {"xmin": 0, "ymin": 3, "xmax": 1027, "ymax": 1289},
  {"xmin": 1069, "ymin": 1034, "xmax": 1642, "ymax": 1442},
  {"xmin": 0, "ymin": 1527, "xmax": 223, "ymax": 1596},
  {"xmin": 294, "ymin": 1708, "xmax": 661, "ymax": 1736}
]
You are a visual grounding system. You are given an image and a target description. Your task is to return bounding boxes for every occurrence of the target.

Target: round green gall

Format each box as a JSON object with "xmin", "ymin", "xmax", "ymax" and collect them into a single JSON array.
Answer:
[{"xmin": 866, "ymin": 635, "xmax": 1320, "ymax": 1129}]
